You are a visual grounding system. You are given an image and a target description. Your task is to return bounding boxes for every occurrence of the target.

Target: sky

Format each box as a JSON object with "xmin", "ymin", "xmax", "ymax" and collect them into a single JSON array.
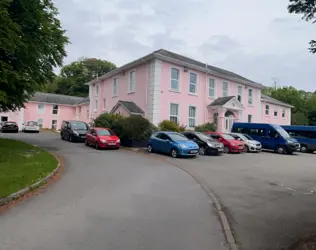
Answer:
[{"xmin": 53, "ymin": 0, "xmax": 316, "ymax": 91}]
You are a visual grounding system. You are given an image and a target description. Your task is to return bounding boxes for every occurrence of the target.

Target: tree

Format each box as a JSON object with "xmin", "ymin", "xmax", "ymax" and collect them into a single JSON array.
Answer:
[
  {"xmin": 0, "ymin": 0, "xmax": 68, "ymax": 112},
  {"xmin": 288, "ymin": 0, "xmax": 316, "ymax": 53},
  {"xmin": 49, "ymin": 58, "xmax": 116, "ymax": 97}
]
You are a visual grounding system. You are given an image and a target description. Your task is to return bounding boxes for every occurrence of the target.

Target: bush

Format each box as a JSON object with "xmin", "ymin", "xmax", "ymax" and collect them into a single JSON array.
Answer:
[
  {"xmin": 118, "ymin": 115, "xmax": 153, "ymax": 141},
  {"xmin": 93, "ymin": 113, "xmax": 123, "ymax": 135},
  {"xmin": 158, "ymin": 120, "xmax": 181, "ymax": 132},
  {"xmin": 194, "ymin": 122, "xmax": 216, "ymax": 132}
]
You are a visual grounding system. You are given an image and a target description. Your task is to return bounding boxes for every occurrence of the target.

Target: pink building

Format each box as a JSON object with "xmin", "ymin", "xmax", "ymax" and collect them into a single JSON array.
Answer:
[
  {"xmin": 86, "ymin": 49, "xmax": 293, "ymax": 132},
  {"xmin": 0, "ymin": 92, "xmax": 90, "ymax": 130}
]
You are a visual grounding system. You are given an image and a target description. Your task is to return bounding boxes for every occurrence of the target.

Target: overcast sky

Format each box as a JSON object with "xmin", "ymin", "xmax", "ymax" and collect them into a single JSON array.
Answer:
[{"xmin": 53, "ymin": 0, "xmax": 316, "ymax": 91}]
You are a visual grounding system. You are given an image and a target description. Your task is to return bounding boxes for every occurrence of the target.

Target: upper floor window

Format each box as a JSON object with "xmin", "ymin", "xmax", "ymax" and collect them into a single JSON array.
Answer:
[
  {"xmin": 209, "ymin": 78, "xmax": 216, "ymax": 98},
  {"xmin": 95, "ymin": 84, "xmax": 99, "ymax": 96},
  {"xmin": 238, "ymin": 86, "xmax": 243, "ymax": 102},
  {"xmin": 222, "ymin": 82, "xmax": 228, "ymax": 97},
  {"xmin": 189, "ymin": 72, "xmax": 197, "ymax": 94},
  {"xmin": 113, "ymin": 78, "xmax": 118, "ymax": 97},
  {"xmin": 52, "ymin": 105, "xmax": 58, "ymax": 115},
  {"xmin": 265, "ymin": 105, "xmax": 269, "ymax": 115},
  {"xmin": 171, "ymin": 68, "xmax": 179, "ymax": 91},
  {"xmin": 129, "ymin": 71, "xmax": 136, "ymax": 93},
  {"xmin": 282, "ymin": 109, "xmax": 286, "ymax": 118},
  {"xmin": 188, "ymin": 106, "xmax": 197, "ymax": 128},
  {"xmin": 248, "ymin": 89, "xmax": 253, "ymax": 104},
  {"xmin": 274, "ymin": 108, "xmax": 278, "ymax": 117},
  {"xmin": 37, "ymin": 103, "xmax": 45, "ymax": 114},
  {"xmin": 170, "ymin": 103, "xmax": 179, "ymax": 124},
  {"xmin": 95, "ymin": 100, "xmax": 98, "ymax": 111}
]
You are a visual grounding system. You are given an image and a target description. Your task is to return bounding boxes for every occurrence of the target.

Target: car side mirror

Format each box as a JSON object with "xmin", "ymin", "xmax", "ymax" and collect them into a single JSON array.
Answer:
[{"xmin": 218, "ymin": 138, "xmax": 222, "ymax": 141}]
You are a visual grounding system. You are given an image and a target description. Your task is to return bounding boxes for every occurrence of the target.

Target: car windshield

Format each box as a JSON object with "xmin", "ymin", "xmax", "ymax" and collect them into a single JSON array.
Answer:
[
  {"xmin": 275, "ymin": 126, "xmax": 291, "ymax": 138},
  {"xmin": 97, "ymin": 129, "xmax": 115, "ymax": 136},
  {"xmin": 221, "ymin": 134, "xmax": 235, "ymax": 140},
  {"xmin": 71, "ymin": 122, "xmax": 88, "ymax": 130},
  {"xmin": 4, "ymin": 122, "xmax": 16, "ymax": 126},
  {"xmin": 242, "ymin": 134, "xmax": 253, "ymax": 140},
  {"xmin": 26, "ymin": 121, "xmax": 38, "ymax": 126},
  {"xmin": 195, "ymin": 132, "xmax": 216, "ymax": 141},
  {"xmin": 169, "ymin": 133, "xmax": 189, "ymax": 141}
]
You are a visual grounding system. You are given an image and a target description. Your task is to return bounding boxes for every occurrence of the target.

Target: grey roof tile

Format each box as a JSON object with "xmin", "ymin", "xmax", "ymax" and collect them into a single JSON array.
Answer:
[
  {"xmin": 29, "ymin": 92, "xmax": 84, "ymax": 106},
  {"xmin": 111, "ymin": 100, "xmax": 144, "ymax": 114},
  {"xmin": 76, "ymin": 97, "xmax": 90, "ymax": 105},
  {"xmin": 208, "ymin": 96, "xmax": 235, "ymax": 106},
  {"xmin": 261, "ymin": 94, "xmax": 293, "ymax": 108}
]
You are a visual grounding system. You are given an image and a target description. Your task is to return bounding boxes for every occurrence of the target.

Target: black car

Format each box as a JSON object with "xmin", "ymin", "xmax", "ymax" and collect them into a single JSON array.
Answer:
[
  {"xmin": 1, "ymin": 121, "xmax": 19, "ymax": 133},
  {"xmin": 182, "ymin": 131, "xmax": 224, "ymax": 155},
  {"xmin": 60, "ymin": 120, "xmax": 89, "ymax": 142}
]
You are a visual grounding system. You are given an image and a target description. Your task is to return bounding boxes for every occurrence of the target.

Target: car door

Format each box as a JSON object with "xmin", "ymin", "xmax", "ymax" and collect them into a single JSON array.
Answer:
[
  {"xmin": 90, "ymin": 129, "xmax": 97, "ymax": 145},
  {"xmin": 64, "ymin": 122, "xmax": 70, "ymax": 139},
  {"xmin": 157, "ymin": 133, "xmax": 171, "ymax": 153}
]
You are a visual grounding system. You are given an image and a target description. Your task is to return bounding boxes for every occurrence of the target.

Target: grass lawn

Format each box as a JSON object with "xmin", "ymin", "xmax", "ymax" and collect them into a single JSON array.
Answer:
[{"xmin": 0, "ymin": 138, "xmax": 58, "ymax": 198}]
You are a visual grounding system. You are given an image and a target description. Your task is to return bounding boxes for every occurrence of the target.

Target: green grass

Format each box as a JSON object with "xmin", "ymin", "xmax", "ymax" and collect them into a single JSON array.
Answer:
[{"xmin": 0, "ymin": 138, "xmax": 58, "ymax": 198}]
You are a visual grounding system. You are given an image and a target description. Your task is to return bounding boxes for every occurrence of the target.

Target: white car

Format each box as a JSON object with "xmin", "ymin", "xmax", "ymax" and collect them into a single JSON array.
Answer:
[
  {"xmin": 229, "ymin": 132, "xmax": 262, "ymax": 152},
  {"xmin": 22, "ymin": 121, "xmax": 40, "ymax": 133}
]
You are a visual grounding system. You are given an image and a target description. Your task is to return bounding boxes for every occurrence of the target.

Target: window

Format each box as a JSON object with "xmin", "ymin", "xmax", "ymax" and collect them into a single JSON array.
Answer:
[
  {"xmin": 222, "ymin": 82, "xmax": 228, "ymax": 97},
  {"xmin": 52, "ymin": 105, "xmax": 58, "ymax": 115},
  {"xmin": 282, "ymin": 109, "xmax": 285, "ymax": 118},
  {"xmin": 274, "ymin": 108, "xmax": 278, "ymax": 117},
  {"xmin": 188, "ymin": 106, "xmax": 197, "ymax": 127},
  {"xmin": 157, "ymin": 133, "xmax": 171, "ymax": 140},
  {"xmin": 51, "ymin": 120, "xmax": 57, "ymax": 130},
  {"xmin": 249, "ymin": 128, "xmax": 265, "ymax": 136},
  {"xmin": 238, "ymin": 86, "xmax": 242, "ymax": 102},
  {"xmin": 86, "ymin": 110, "xmax": 89, "ymax": 119},
  {"xmin": 209, "ymin": 78, "xmax": 216, "ymax": 98},
  {"xmin": 265, "ymin": 105, "xmax": 270, "ymax": 115},
  {"xmin": 171, "ymin": 68, "xmax": 179, "ymax": 91},
  {"xmin": 95, "ymin": 84, "xmax": 99, "ymax": 96},
  {"xmin": 169, "ymin": 103, "xmax": 179, "ymax": 124},
  {"xmin": 129, "ymin": 71, "xmax": 136, "ymax": 93},
  {"xmin": 78, "ymin": 106, "xmax": 81, "ymax": 115},
  {"xmin": 113, "ymin": 78, "xmax": 118, "ymax": 96},
  {"xmin": 95, "ymin": 100, "xmax": 98, "ymax": 111},
  {"xmin": 37, "ymin": 103, "xmax": 45, "ymax": 114},
  {"xmin": 248, "ymin": 89, "xmax": 253, "ymax": 104},
  {"xmin": 248, "ymin": 114, "xmax": 252, "ymax": 123},
  {"xmin": 189, "ymin": 72, "xmax": 197, "ymax": 94},
  {"xmin": 37, "ymin": 118, "xmax": 43, "ymax": 128},
  {"xmin": 103, "ymin": 98, "xmax": 106, "ymax": 110}
]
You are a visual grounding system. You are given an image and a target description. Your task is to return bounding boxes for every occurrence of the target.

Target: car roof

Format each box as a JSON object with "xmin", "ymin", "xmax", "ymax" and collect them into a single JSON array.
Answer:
[{"xmin": 93, "ymin": 127, "xmax": 110, "ymax": 130}]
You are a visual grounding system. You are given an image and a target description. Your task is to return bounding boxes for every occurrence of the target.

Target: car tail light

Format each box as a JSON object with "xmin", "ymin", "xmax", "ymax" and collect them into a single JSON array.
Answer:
[{"xmin": 116, "ymin": 139, "xmax": 120, "ymax": 143}]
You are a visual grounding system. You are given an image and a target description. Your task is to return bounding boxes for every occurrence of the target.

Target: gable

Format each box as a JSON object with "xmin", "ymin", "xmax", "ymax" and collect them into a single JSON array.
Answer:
[{"xmin": 223, "ymin": 97, "xmax": 245, "ymax": 110}]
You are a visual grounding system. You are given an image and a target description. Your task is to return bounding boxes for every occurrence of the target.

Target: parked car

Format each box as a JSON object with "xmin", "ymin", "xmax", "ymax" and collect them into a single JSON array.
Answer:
[
  {"xmin": 85, "ymin": 127, "xmax": 120, "ymax": 150},
  {"xmin": 60, "ymin": 120, "xmax": 89, "ymax": 142},
  {"xmin": 232, "ymin": 122, "xmax": 300, "ymax": 154},
  {"xmin": 182, "ymin": 131, "xmax": 224, "ymax": 155},
  {"xmin": 228, "ymin": 132, "xmax": 262, "ymax": 152},
  {"xmin": 1, "ymin": 121, "xmax": 19, "ymax": 133},
  {"xmin": 204, "ymin": 132, "xmax": 245, "ymax": 153},
  {"xmin": 22, "ymin": 121, "xmax": 40, "ymax": 133},
  {"xmin": 147, "ymin": 131, "xmax": 199, "ymax": 158}
]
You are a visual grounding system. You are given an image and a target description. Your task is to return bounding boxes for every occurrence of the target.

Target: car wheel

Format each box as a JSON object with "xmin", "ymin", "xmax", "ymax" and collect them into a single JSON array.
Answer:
[
  {"xmin": 275, "ymin": 146, "xmax": 286, "ymax": 154},
  {"xmin": 224, "ymin": 146, "xmax": 230, "ymax": 153},
  {"xmin": 147, "ymin": 144, "xmax": 153, "ymax": 153},
  {"xmin": 69, "ymin": 135, "xmax": 73, "ymax": 142},
  {"xmin": 199, "ymin": 147, "xmax": 205, "ymax": 155},
  {"xmin": 300, "ymin": 145, "xmax": 308, "ymax": 153},
  {"xmin": 244, "ymin": 145, "xmax": 249, "ymax": 153},
  {"xmin": 85, "ymin": 139, "xmax": 89, "ymax": 146},
  {"xmin": 171, "ymin": 148, "xmax": 179, "ymax": 158}
]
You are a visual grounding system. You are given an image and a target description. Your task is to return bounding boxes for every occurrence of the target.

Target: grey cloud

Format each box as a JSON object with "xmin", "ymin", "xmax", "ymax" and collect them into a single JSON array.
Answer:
[
  {"xmin": 150, "ymin": 33, "xmax": 185, "ymax": 51},
  {"xmin": 199, "ymin": 35, "xmax": 241, "ymax": 56}
]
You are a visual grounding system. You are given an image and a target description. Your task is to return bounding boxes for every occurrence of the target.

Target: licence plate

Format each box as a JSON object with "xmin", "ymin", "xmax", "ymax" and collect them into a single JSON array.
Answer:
[
  {"xmin": 218, "ymin": 148, "xmax": 223, "ymax": 151},
  {"xmin": 108, "ymin": 143, "xmax": 116, "ymax": 145},
  {"xmin": 190, "ymin": 150, "xmax": 198, "ymax": 154}
]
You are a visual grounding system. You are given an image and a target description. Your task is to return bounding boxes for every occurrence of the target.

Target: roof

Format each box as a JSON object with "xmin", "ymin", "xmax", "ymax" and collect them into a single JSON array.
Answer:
[
  {"xmin": 208, "ymin": 96, "xmax": 235, "ymax": 106},
  {"xmin": 85, "ymin": 49, "xmax": 265, "ymax": 89},
  {"xmin": 261, "ymin": 94, "xmax": 294, "ymax": 108},
  {"xmin": 28, "ymin": 92, "xmax": 89, "ymax": 106},
  {"xmin": 110, "ymin": 100, "xmax": 144, "ymax": 115},
  {"xmin": 76, "ymin": 97, "xmax": 90, "ymax": 105},
  {"xmin": 281, "ymin": 125, "xmax": 316, "ymax": 131}
]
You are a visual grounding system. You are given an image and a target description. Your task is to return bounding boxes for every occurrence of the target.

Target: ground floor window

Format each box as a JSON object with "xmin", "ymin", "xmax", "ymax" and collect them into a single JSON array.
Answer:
[
  {"xmin": 188, "ymin": 106, "xmax": 196, "ymax": 127},
  {"xmin": 170, "ymin": 103, "xmax": 179, "ymax": 124},
  {"xmin": 37, "ymin": 118, "xmax": 43, "ymax": 128},
  {"xmin": 1, "ymin": 116, "xmax": 8, "ymax": 122},
  {"xmin": 51, "ymin": 120, "xmax": 57, "ymax": 130},
  {"xmin": 248, "ymin": 114, "xmax": 252, "ymax": 123}
]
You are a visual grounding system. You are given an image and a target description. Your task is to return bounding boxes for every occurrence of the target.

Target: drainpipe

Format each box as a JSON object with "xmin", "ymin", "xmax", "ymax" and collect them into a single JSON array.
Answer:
[{"xmin": 142, "ymin": 58, "xmax": 148, "ymax": 115}]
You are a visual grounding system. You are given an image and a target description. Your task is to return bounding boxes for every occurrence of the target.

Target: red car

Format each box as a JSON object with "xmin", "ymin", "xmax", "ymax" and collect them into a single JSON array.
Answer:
[
  {"xmin": 204, "ymin": 132, "xmax": 245, "ymax": 153},
  {"xmin": 85, "ymin": 127, "xmax": 120, "ymax": 150}
]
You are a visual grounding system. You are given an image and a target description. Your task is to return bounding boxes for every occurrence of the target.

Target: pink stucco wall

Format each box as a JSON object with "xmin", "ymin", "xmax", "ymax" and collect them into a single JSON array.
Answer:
[
  {"xmin": 76, "ymin": 103, "xmax": 90, "ymax": 123},
  {"xmin": 0, "ymin": 111, "xmax": 20, "ymax": 123},
  {"xmin": 261, "ymin": 102, "xmax": 291, "ymax": 125},
  {"xmin": 24, "ymin": 102, "xmax": 76, "ymax": 129},
  {"xmin": 112, "ymin": 105, "xmax": 130, "ymax": 116},
  {"xmin": 91, "ymin": 63, "xmax": 148, "ymax": 120}
]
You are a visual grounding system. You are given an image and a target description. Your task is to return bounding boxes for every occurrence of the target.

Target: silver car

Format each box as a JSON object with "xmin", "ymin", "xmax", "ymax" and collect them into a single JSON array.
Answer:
[{"xmin": 229, "ymin": 133, "xmax": 262, "ymax": 152}]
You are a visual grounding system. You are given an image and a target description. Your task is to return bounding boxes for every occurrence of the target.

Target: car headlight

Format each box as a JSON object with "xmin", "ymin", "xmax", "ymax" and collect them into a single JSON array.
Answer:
[
  {"xmin": 100, "ymin": 139, "xmax": 107, "ymax": 143},
  {"xmin": 230, "ymin": 142, "xmax": 235, "ymax": 146},
  {"xmin": 207, "ymin": 142, "xmax": 215, "ymax": 147},
  {"xmin": 116, "ymin": 139, "xmax": 120, "ymax": 143},
  {"xmin": 179, "ymin": 144, "xmax": 188, "ymax": 149},
  {"xmin": 286, "ymin": 140, "xmax": 294, "ymax": 144},
  {"xmin": 73, "ymin": 131, "xmax": 79, "ymax": 135}
]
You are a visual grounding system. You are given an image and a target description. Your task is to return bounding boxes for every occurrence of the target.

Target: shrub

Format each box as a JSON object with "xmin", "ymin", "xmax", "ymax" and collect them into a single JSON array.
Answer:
[
  {"xmin": 194, "ymin": 122, "xmax": 216, "ymax": 132},
  {"xmin": 158, "ymin": 120, "xmax": 181, "ymax": 132},
  {"xmin": 93, "ymin": 113, "xmax": 124, "ymax": 135},
  {"xmin": 118, "ymin": 115, "xmax": 153, "ymax": 141}
]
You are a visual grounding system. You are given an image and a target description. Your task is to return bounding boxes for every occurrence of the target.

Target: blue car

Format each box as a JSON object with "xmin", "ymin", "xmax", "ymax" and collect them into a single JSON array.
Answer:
[{"xmin": 147, "ymin": 131, "xmax": 199, "ymax": 158}]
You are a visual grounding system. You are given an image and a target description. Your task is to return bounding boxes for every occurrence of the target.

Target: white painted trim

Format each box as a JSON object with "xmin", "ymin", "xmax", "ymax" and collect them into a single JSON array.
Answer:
[
  {"xmin": 257, "ymin": 90, "xmax": 262, "ymax": 122},
  {"xmin": 112, "ymin": 77, "xmax": 118, "ymax": 97},
  {"xmin": 128, "ymin": 69, "xmax": 136, "ymax": 93},
  {"xmin": 188, "ymin": 71, "xmax": 198, "ymax": 95},
  {"xmin": 208, "ymin": 78, "xmax": 216, "ymax": 99},
  {"xmin": 223, "ymin": 97, "xmax": 245, "ymax": 111},
  {"xmin": 264, "ymin": 103, "xmax": 270, "ymax": 116},
  {"xmin": 170, "ymin": 66, "xmax": 181, "ymax": 92},
  {"xmin": 37, "ymin": 103, "xmax": 45, "ymax": 114},
  {"xmin": 248, "ymin": 88, "xmax": 253, "ymax": 105},
  {"xmin": 169, "ymin": 102, "xmax": 180, "ymax": 124},
  {"xmin": 188, "ymin": 105, "xmax": 197, "ymax": 128},
  {"xmin": 237, "ymin": 85, "xmax": 243, "ymax": 103},
  {"xmin": 222, "ymin": 81, "xmax": 229, "ymax": 97}
]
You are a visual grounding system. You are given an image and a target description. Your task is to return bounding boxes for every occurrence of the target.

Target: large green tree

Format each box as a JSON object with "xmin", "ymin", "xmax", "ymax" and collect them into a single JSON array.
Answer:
[
  {"xmin": 47, "ymin": 58, "xmax": 116, "ymax": 97},
  {"xmin": 288, "ymin": 0, "xmax": 316, "ymax": 53},
  {"xmin": 0, "ymin": 0, "xmax": 68, "ymax": 112}
]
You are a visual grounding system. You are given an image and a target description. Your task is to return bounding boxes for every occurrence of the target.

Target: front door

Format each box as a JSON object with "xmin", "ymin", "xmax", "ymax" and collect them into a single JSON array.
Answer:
[{"xmin": 224, "ymin": 117, "xmax": 235, "ymax": 132}]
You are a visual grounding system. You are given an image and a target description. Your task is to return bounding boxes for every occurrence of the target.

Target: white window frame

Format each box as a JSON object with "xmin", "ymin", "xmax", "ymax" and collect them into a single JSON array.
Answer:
[
  {"xmin": 95, "ymin": 84, "xmax": 99, "ymax": 96},
  {"xmin": 169, "ymin": 103, "xmax": 179, "ymax": 124},
  {"xmin": 52, "ymin": 104, "xmax": 58, "ymax": 115},
  {"xmin": 188, "ymin": 105, "xmax": 197, "ymax": 128},
  {"xmin": 188, "ymin": 72, "xmax": 198, "ymax": 95},
  {"xmin": 274, "ymin": 107, "xmax": 278, "ymax": 117},
  {"xmin": 94, "ymin": 100, "xmax": 98, "ymax": 112},
  {"xmin": 208, "ymin": 78, "xmax": 216, "ymax": 98},
  {"xmin": 112, "ymin": 77, "xmax": 118, "ymax": 97},
  {"xmin": 86, "ymin": 110, "xmax": 89, "ymax": 119},
  {"xmin": 282, "ymin": 109, "xmax": 286, "ymax": 118},
  {"xmin": 265, "ymin": 105, "xmax": 270, "ymax": 116},
  {"xmin": 37, "ymin": 118, "xmax": 44, "ymax": 128},
  {"xmin": 51, "ymin": 120, "xmax": 57, "ymax": 130},
  {"xmin": 103, "ymin": 98, "xmax": 106, "ymax": 110},
  {"xmin": 237, "ymin": 86, "xmax": 243, "ymax": 102},
  {"xmin": 222, "ymin": 82, "xmax": 228, "ymax": 97},
  {"xmin": 248, "ymin": 89, "xmax": 253, "ymax": 105},
  {"xmin": 128, "ymin": 70, "xmax": 136, "ymax": 93},
  {"xmin": 37, "ymin": 103, "xmax": 45, "ymax": 114},
  {"xmin": 170, "ymin": 67, "xmax": 180, "ymax": 92}
]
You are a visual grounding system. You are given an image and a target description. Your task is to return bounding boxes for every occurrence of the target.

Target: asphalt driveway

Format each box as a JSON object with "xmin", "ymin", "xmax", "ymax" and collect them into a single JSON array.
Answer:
[
  {"xmin": 0, "ymin": 132, "xmax": 228, "ymax": 250},
  {"xmin": 163, "ymin": 151, "xmax": 316, "ymax": 250}
]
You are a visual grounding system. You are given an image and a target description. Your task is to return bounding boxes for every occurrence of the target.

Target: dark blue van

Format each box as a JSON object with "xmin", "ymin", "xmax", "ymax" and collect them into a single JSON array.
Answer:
[
  {"xmin": 281, "ymin": 125, "xmax": 316, "ymax": 153},
  {"xmin": 231, "ymin": 123, "xmax": 300, "ymax": 154}
]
